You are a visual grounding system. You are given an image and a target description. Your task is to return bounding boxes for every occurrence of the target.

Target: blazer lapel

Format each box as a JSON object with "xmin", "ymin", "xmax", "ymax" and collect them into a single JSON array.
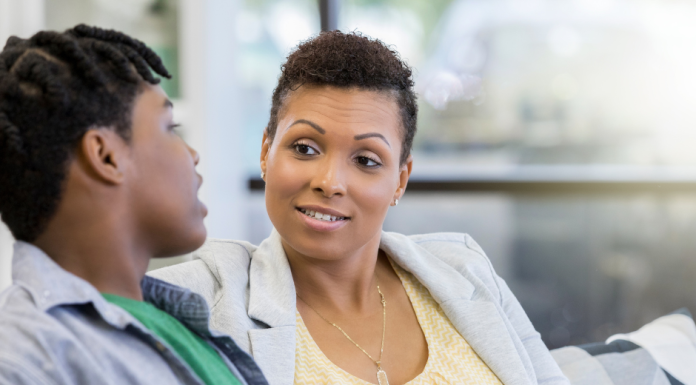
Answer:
[
  {"xmin": 247, "ymin": 229, "xmax": 297, "ymax": 385},
  {"xmin": 248, "ymin": 327, "xmax": 296, "ymax": 385},
  {"xmin": 380, "ymin": 231, "xmax": 532, "ymax": 385}
]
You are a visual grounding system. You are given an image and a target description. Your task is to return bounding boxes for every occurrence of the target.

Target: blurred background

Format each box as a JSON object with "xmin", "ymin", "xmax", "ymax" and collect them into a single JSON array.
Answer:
[{"xmin": 2, "ymin": 0, "xmax": 696, "ymax": 350}]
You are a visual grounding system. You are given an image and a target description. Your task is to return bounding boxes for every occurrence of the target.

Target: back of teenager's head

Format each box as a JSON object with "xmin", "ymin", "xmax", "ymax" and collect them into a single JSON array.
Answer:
[
  {"xmin": 0, "ymin": 24, "xmax": 170, "ymax": 242},
  {"xmin": 266, "ymin": 30, "xmax": 417, "ymax": 165}
]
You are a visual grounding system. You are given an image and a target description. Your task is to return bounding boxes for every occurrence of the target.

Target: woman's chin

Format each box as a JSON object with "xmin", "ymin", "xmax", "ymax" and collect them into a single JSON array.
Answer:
[{"xmin": 280, "ymin": 232, "xmax": 349, "ymax": 261}]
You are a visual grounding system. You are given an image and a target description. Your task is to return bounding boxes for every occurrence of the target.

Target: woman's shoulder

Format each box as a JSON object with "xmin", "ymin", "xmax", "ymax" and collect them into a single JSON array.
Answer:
[
  {"xmin": 384, "ymin": 231, "xmax": 502, "ymax": 299},
  {"xmin": 406, "ymin": 232, "xmax": 487, "ymax": 254},
  {"xmin": 196, "ymin": 238, "xmax": 259, "ymax": 264},
  {"xmin": 148, "ymin": 238, "xmax": 257, "ymax": 304},
  {"xmin": 387, "ymin": 231, "xmax": 494, "ymax": 270}
]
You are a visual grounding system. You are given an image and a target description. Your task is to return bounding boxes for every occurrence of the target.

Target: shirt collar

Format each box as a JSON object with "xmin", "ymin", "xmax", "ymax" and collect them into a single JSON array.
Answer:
[
  {"xmin": 142, "ymin": 275, "xmax": 214, "ymax": 336},
  {"xmin": 11, "ymin": 241, "xmax": 214, "ymax": 335},
  {"xmin": 12, "ymin": 241, "xmax": 106, "ymax": 312}
]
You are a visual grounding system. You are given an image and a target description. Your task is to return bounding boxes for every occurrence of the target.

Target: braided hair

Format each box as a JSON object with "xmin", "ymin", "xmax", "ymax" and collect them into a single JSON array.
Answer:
[{"xmin": 0, "ymin": 24, "xmax": 170, "ymax": 242}]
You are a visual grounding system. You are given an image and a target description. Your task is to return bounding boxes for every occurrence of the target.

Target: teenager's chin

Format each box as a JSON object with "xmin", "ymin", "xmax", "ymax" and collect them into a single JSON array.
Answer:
[
  {"xmin": 155, "ymin": 225, "xmax": 207, "ymax": 258},
  {"xmin": 188, "ymin": 226, "xmax": 208, "ymax": 250}
]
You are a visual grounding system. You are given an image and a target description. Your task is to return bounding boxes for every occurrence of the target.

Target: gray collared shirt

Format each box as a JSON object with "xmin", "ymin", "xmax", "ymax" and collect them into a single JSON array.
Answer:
[{"xmin": 0, "ymin": 242, "xmax": 268, "ymax": 385}]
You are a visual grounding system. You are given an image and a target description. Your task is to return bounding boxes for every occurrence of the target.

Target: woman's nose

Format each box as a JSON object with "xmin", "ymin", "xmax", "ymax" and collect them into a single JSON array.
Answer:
[{"xmin": 311, "ymin": 157, "xmax": 347, "ymax": 198}]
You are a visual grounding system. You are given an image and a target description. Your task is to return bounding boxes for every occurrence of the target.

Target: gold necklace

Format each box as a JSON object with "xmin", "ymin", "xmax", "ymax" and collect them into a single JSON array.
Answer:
[{"xmin": 297, "ymin": 285, "xmax": 389, "ymax": 385}]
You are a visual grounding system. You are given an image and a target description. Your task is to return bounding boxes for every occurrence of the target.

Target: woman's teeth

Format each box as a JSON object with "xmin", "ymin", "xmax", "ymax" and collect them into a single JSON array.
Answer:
[{"xmin": 299, "ymin": 208, "xmax": 346, "ymax": 222}]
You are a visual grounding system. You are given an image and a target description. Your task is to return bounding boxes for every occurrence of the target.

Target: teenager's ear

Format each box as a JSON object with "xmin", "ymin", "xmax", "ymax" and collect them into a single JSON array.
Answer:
[
  {"xmin": 260, "ymin": 130, "xmax": 270, "ymax": 179},
  {"xmin": 78, "ymin": 128, "xmax": 128, "ymax": 185}
]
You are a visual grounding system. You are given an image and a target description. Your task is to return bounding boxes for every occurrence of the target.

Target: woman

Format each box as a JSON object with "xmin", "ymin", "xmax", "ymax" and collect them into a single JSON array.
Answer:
[{"xmin": 151, "ymin": 31, "xmax": 568, "ymax": 385}]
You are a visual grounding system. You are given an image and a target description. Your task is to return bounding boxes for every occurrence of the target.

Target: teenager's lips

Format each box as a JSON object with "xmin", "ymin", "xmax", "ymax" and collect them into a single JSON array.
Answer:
[
  {"xmin": 200, "ymin": 200, "xmax": 208, "ymax": 217},
  {"xmin": 197, "ymin": 173, "xmax": 207, "ymax": 217},
  {"xmin": 296, "ymin": 207, "xmax": 350, "ymax": 232}
]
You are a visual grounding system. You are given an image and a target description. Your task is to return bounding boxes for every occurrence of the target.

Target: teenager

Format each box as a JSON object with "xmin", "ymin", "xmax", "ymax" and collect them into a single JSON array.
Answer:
[
  {"xmin": 0, "ymin": 25, "xmax": 267, "ymax": 385},
  {"xmin": 151, "ymin": 31, "xmax": 570, "ymax": 385}
]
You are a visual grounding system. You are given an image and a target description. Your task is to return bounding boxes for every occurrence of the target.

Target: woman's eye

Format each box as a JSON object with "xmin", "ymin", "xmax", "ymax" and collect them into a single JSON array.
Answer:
[
  {"xmin": 294, "ymin": 144, "xmax": 317, "ymax": 155},
  {"xmin": 356, "ymin": 156, "xmax": 380, "ymax": 167}
]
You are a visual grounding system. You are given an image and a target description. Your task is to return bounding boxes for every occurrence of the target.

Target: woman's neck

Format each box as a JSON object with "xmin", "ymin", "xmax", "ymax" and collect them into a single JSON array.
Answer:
[{"xmin": 284, "ymin": 236, "xmax": 384, "ymax": 314}]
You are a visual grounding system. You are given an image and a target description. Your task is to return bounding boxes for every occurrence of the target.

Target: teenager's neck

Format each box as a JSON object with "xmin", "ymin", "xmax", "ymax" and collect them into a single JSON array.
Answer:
[
  {"xmin": 285, "ymin": 235, "xmax": 384, "ymax": 314},
  {"xmin": 33, "ymin": 196, "xmax": 150, "ymax": 301}
]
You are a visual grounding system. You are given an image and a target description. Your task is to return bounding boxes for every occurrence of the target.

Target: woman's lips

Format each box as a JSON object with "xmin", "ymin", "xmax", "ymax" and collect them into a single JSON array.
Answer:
[
  {"xmin": 296, "ymin": 208, "xmax": 350, "ymax": 232},
  {"xmin": 296, "ymin": 205, "xmax": 349, "ymax": 218}
]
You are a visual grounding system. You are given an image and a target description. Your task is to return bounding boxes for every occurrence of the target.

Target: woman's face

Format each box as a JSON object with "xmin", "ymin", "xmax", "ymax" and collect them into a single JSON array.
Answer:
[{"xmin": 261, "ymin": 85, "xmax": 412, "ymax": 260}]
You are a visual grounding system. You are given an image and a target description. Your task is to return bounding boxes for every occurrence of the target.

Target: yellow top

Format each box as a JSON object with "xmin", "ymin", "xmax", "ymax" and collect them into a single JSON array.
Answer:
[{"xmin": 293, "ymin": 262, "xmax": 503, "ymax": 384}]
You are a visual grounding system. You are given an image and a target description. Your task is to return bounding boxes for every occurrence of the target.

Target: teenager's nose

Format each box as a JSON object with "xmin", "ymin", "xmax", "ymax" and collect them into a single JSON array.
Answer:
[{"xmin": 311, "ymin": 155, "xmax": 347, "ymax": 198}]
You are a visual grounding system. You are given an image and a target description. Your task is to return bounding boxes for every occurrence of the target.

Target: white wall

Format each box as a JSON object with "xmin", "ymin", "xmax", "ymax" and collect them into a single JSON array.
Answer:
[
  {"xmin": 178, "ymin": 0, "xmax": 246, "ymax": 241},
  {"xmin": 0, "ymin": 0, "xmax": 44, "ymax": 42}
]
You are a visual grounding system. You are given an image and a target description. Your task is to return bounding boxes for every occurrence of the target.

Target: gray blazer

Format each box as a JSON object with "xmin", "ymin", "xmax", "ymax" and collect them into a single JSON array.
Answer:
[{"xmin": 150, "ymin": 230, "xmax": 570, "ymax": 385}]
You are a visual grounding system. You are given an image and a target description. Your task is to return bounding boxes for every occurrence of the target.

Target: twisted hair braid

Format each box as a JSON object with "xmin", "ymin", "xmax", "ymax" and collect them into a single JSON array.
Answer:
[
  {"xmin": 0, "ymin": 24, "xmax": 170, "ymax": 241},
  {"xmin": 0, "ymin": 111, "xmax": 25, "ymax": 156}
]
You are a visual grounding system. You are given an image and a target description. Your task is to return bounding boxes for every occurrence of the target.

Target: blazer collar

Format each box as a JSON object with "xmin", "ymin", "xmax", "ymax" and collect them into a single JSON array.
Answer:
[
  {"xmin": 247, "ymin": 229, "xmax": 296, "ymax": 328},
  {"xmin": 245, "ymin": 230, "xmax": 297, "ymax": 385},
  {"xmin": 378, "ymin": 231, "xmax": 477, "ymax": 303}
]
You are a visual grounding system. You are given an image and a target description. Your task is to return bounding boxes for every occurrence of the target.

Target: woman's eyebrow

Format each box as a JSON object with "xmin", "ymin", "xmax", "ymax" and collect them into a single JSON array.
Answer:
[
  {"xmin": 354, "ymin": 132, "xmax": 391, "ymax": 147},
  {"xmin": 288, "ymin": 119, "xmax": 325, "ymax": 134}
]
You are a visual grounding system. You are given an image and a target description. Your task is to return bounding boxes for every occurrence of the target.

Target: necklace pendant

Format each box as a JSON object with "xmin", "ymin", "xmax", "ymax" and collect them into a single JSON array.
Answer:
[{"xmin": 377, "ymin": 368, "xmax": 389, "ymax": 385}]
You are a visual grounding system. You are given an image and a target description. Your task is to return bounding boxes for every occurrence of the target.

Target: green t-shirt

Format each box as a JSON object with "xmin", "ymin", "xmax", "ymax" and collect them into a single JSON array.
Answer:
[{"xmin": 102, "ymin": 293, "xmax": 241, "ymax": 385}]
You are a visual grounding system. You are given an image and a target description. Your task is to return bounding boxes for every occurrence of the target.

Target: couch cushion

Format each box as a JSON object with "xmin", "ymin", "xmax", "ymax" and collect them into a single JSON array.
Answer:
[{"xmin": 551, "ymin": 308, "xmax": 695, "ymax": 385}]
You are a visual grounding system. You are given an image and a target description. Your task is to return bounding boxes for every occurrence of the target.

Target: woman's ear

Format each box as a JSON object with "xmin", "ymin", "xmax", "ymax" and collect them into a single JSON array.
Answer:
[
  {"xmin": 78, "ymin": 128, "xmax": 128, "ymax": 185},
  {"xmin": 260, "ymin": 130, "xmax": 270, "ymax": 178},
  {"xmin": 393, "ymin": 154, "xmax": 413, "ymax": 203}
]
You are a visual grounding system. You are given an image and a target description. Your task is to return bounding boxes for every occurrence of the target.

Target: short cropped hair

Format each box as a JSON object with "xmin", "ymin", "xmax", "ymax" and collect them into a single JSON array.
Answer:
[
  {"xmin": 266, "ymin": 31, "xmax": 417, "ymax": 165},
  {"xmin": 0, "ymin": 25, "xmax": 170, "ymax": 242}
]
